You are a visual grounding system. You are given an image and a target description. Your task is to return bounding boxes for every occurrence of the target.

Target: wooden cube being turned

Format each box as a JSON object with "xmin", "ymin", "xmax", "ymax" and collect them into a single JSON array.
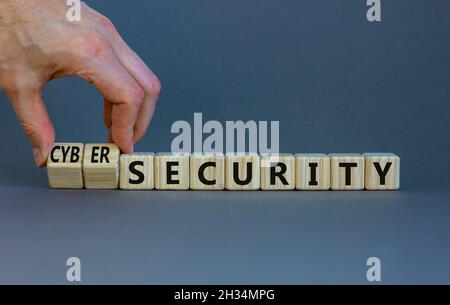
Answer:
[
  {"xmin": 120, "ymin": 153, "xmax": 155, "ymax": 190},
  {"xmin": 363, "ymin": 153, "xmax": 400, "ymax": 190},
  {"xmin": 330, "ymin": 153, "xmax": 365, "ymax": 190},
  {"xmin": 47, "ymin": 143, "xmax": 84, "ymax": 189},
  {"xmin": 295, "ymin": 153, "xmax": 330, "ymax": 190},
  {"xmin": 260, "ymin": 154, "xmax": 295, "ymax": 190},
  {"xmin": 225, "ymin": 153, "xmax": 260, "ymax": 190},
  {"xmin": 83, "ymin": 144, "xmax": 120, "ymax": 189},
  {"xmin": 154, "ymin": 153, "xmax": 190, "ymax": 190},
  {"xmin": 190, "ymin": 153, "xmax": 225, "ymax": 190}
]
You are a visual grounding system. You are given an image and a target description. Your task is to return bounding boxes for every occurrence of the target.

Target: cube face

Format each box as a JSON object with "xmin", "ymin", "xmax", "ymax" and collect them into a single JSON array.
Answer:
[
  {"xmin": 295, "ymin": 154, "xmax": 330, "ymax": 190},
  {"xmin": 47, "ymin": 143, "xmax": 84, "ymax": 189},
  {"xmin": 260, "ymin": 154, "xmax": 295, "ymax": 190},
  {"xmin": 225, "ymin": 153, "xmax": 260, "ymax": 190},
  {"xmin": 363, "ymin": 153, "xmax": 400, "ymax": 190},
  {"xmin": 330, "ymin": 154, "xmax": 365, "ymax": 190},
  {"xmin": 83, "ymin": 144, "xmax": 120, "ymax": 189},
  {"xmin": 154, "ymin": 153, "xmax": 190, "ymax": 190},
  {"xmin": 120, "ymin": 153, "xmax": 154, "ymax": 190},
  {"xmin": 190, "ymin": 154, "xmax": 225, "ymax": 190}
]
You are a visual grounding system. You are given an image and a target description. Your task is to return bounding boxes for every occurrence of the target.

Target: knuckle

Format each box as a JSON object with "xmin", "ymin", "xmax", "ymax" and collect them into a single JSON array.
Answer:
[
  {"xmin": 145, "ymin": 74, "xmax": 161, "ymax": 100},
  {"xmin": 97, "ymin": 14, "xmax": 116, "ymax": 31},
  {"xmin": 79, "ymin": 32, "xmax": 110, "ymax": 61}
]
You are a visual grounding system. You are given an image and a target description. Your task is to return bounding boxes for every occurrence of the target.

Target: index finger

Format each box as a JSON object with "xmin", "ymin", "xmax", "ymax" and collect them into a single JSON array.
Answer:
[{"xmin": 77, "ymin": 54, "xmax": 145, "ymax": 153}]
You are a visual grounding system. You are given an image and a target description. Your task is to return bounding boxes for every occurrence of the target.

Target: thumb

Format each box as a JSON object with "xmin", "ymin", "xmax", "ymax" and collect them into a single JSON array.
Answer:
[{"xmin": 6, "ymin": 88, "xmax": 55, "ymax": 167}]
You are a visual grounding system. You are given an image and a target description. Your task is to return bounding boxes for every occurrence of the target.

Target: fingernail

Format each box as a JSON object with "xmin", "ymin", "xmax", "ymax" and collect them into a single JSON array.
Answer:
[{"xmin": 32, "ymin": 148, "xmax": 44, "ymax": 167}]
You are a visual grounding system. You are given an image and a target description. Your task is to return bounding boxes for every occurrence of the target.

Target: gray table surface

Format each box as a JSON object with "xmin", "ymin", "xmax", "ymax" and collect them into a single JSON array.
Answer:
[
  {"xmin": 0, "ymin": 166, "xmax": 449, "ymax": 284},
  {"xmin": 1, "ymin": 0, "xmax": 450, "ymax": 284}
]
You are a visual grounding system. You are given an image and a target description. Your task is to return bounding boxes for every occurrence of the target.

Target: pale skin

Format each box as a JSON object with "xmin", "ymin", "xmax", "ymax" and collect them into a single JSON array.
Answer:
[{"xmin": 0, "ymin": 0, "xmax": 161, "ymax": 167}]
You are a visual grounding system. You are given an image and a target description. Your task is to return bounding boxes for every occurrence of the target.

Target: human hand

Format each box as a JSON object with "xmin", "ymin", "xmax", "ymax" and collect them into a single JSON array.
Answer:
[{"xmin": 0, "ymin": 0, "xmax": 161, "ymax": 167}]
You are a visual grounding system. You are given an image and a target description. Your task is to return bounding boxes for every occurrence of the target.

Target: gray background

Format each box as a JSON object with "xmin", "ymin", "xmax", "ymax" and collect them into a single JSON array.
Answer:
[{"xmin": 0, "ymin": 0, "xmax": 449, "ymax": 284}]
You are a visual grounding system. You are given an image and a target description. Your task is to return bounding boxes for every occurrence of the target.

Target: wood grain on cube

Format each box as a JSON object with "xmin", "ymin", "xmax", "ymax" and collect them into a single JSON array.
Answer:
[
  {"xmin": 47, "ymin": 143, "xmax": 84, "ymax": 189},
  {"xmin": 225, "ymin": 153, "xmax": 260, "ymax": 190},
  {"xmin": 190, "ymin": 153, "xmax": 225, "ymax": 190},
  {"xmin": 330, "ymin": 153, "xmax": 364, "ymax": 190},
  {"xmin": 120, "ymin": 153, "xmax": 155, "ymax": 190},
  {"xmin": 260, "ymin": 154, "xmax": 295, "ymax": 190},
  {"xmin": 295, "ymin": 153, "xmax": 330, "ymax": 190},
  {"xmin": 363, "ymin": 153, "xmax": 400, "ymax": 190},
  {"xmin": 83, "ymin": 144, "xmax": 120, "ymax": 189},
  {"xmin": 154, "ymin": 153, "xmax": 190, "ymax": 190}
]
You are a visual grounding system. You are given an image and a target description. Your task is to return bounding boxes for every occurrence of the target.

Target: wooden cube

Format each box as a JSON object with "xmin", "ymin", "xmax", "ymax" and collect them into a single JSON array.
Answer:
[
  {"xmin": 225, "ymin": 153, "xmax": 260, "ymax": 190},
  {"xmin": 260, "ymin": 154, "xmax": 295, "ymax": 190},
  {"xmin": 47, "ymin": 143, "xmax": 84, "ymax": 189},
  {"xmin": 83, "ymin": 144, "xmax": 120, "ymax": 189},
  {"xmin": 190, "ymin": 153, "xmax": 225, "ymax": 190},
  {"xmin": 120, "ymin": 153, "xmax": 155, "ymax": 190},
  {"xmin": 154, "ymin": 153, "xmax": 190, "ymax": 190},
  {"xmin": 330, "ymin": 153, "xmax": 364, "ymax": 190},
  {"xmin": 363, "ymin": 153, "xmax": 400, "ymax": 190},
  {"xmin": 295, "ymin": 154, "xmax": 330, "ymax": 190}
]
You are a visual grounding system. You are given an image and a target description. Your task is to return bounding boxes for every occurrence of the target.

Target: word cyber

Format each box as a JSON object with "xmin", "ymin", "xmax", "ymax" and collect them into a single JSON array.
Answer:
[{"xmin": 47, "ymin": 143, "xmax": 400, "ymax": 191}]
